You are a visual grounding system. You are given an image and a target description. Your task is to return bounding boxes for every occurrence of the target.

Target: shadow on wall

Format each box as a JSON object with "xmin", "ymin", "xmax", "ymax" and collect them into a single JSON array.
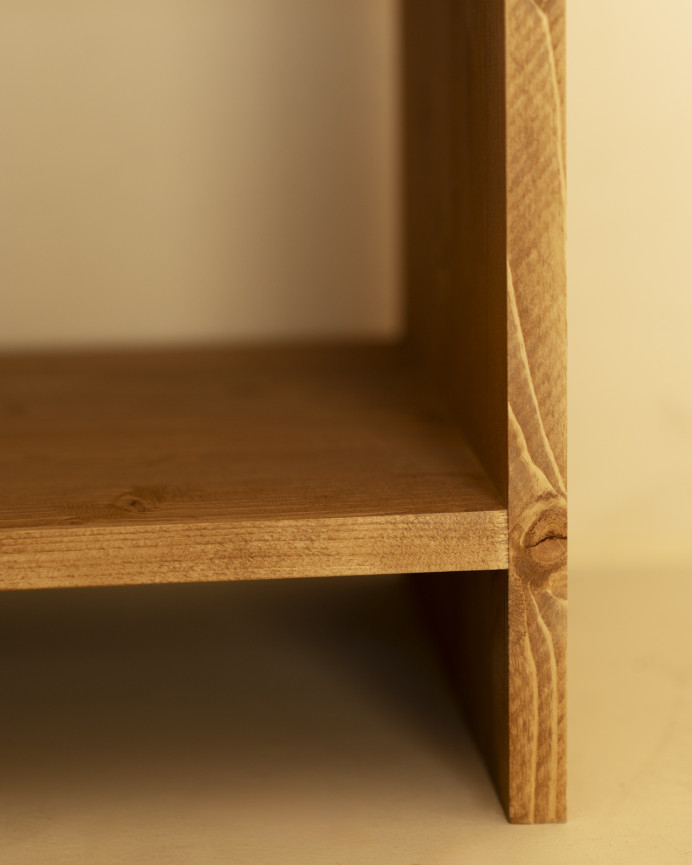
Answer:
[{"xmin": 1, "ymin": 0, "xmax": 401, "ymax": 349}]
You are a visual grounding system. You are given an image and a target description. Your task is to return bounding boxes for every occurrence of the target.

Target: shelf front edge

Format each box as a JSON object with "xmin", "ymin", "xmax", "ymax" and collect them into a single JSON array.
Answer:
[{"xmin": 0, "ymin": 509, "xmax": 508, "ymax": 591}]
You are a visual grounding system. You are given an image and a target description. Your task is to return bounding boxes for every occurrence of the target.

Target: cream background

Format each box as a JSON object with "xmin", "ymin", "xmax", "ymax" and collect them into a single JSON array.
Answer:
[
  {"xmin": 568, "ymin": 0, "xmax": 692, "ymax": 571},
  {"xmin": 1, "ymin": 0, "xmax": 400, "ymax": 346},
  {"xmin": 2, "ymin": 2, "xmax": 691, "ymax": 558}
]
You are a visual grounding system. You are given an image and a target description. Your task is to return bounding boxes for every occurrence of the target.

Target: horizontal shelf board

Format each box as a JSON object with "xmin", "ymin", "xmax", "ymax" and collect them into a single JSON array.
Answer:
[{"xmin": 0, "ymin": 343, "xmax": 507, "ymax": 589}]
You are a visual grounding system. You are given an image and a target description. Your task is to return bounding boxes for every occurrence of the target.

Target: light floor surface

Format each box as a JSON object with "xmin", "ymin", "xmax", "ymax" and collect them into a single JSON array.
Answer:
[{"xmin": 1, "ymin": 567, "xmax": 690, "ymax": 864}]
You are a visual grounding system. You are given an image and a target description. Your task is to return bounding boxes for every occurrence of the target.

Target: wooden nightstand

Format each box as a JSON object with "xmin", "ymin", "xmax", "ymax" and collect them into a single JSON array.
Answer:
[{"xmin": 0, "ymin": 0, "xmax": 566, "ymax": 823}]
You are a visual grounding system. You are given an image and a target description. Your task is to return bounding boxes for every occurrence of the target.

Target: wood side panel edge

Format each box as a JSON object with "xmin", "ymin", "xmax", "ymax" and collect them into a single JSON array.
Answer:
[{"xmin": 506, "ymin": 0, "xmax": 567, "ymax": 823}]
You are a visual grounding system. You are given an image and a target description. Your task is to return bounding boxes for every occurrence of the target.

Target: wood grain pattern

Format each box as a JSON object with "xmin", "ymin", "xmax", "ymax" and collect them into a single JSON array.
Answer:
[
  {"xmin": 402, "ymin": 0, "xmax": 514, "ymax": 820},
  {"xmin": 402, "ymin": 0, "xmax": 507, "ymax": 495},
  {"xmin": 0, "ymin": 344, "xmax": 507, "ymax": 589},
  {"xmin": 1, "ymin": 512, "xmax": 507, "ymax": 592},
  {"xmin": 403, "ymin": 0, "xmax": 566, "ymax": 824},
  {"xmin": 1, "ymin": 0, "xmax": 566, "ymax": 824},
  {"xmin": 506, "ymin": 0, "xmax": 567, "ymax": 823}
]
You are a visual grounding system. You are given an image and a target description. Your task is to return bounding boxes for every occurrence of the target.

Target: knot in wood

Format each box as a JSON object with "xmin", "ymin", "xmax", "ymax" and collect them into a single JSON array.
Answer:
[
  {"xmin": 521, "ymin": 503, "xmax": 567, "ymax": 568},
  {"xmin": 113, "ymin": 492, "xmax": 153, "ymax": 514}
]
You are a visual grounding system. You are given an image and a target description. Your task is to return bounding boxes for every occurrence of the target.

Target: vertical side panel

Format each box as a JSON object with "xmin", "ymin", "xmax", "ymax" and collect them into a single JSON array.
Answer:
[
  {"xmin": 506, "ymin": 0, "xmax": 567, "ymax": 823},
  {"xmin": 403, "ymin": 0, "xmax": 513, "ymax": 821},
  {"xmin": 402, "ymin": 0, "xmax": 507, "ymax": 495},
  {"xmin": 403, "ymin": 0, "xmax": 566, "ymax": 823},
  {"xmin": 412, "ymin": 570, "xmax": 509, "ymax": 811},
  {"xmin": 405, "ymin": 0, "xmax": 567, "ymax": 824}
]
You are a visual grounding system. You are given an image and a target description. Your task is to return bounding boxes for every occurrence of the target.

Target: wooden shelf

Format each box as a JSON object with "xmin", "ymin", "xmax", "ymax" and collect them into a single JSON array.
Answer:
[
  {"xmin": 0, "ymin": 0, "xmax": 566, "ymax": 825},
  {"xmin": 0, "ymin": 343, "xmax": 507, "ymax": 590}
]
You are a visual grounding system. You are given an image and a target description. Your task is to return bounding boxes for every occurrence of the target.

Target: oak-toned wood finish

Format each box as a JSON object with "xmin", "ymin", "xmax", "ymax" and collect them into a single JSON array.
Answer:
[
  {"xmin": 404, "ymin": 0, "xmax": 566, "ymax": 824},
  {"xmin": 412, "ymin": 569, "xmax": 509, "ymax": 807},
  {"xmin": 0, "ymin": 344, "xmax": 507, "ymax": 590},
  {"xmin": 3, "ymin": 0, "xmax": 566, "ymax": 826},
  {"xmin": 402, "ymin": 0, "xmax": 507, "ymax": 495},
  {"xmin": 506, "ymin": 0, "xmax": 567, "ymax": 823}
]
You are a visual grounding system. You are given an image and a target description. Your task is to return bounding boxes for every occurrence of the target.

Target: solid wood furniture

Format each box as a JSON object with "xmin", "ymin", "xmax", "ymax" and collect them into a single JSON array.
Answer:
[{"xmin": 0, "ymin": 0, "xmax": 566, "ymax": 823}]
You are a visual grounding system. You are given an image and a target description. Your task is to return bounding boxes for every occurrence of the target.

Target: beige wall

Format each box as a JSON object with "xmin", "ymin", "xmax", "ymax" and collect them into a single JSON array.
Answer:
[
  {"xmin": 1, "ymin": 0, "xmax": 400, "ymax": 347},
  {"xmin": 3, "ymin": 1, "xmax": 690, "ymax": 570},
  {"xmin": 568, "ymin": 0, "xmax": 692, "ymax": 570}
]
